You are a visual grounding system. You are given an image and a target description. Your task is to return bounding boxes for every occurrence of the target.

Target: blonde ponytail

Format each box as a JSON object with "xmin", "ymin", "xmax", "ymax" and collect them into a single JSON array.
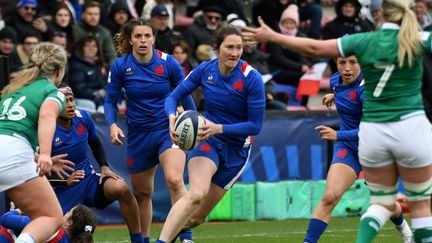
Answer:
[
  {"xmin": 2, "ymin": 42, "xmax": 67, "ymax": 96},
  {"xmin": 382, "ymin": 0, "xmax": 422, "ymax": 68}
]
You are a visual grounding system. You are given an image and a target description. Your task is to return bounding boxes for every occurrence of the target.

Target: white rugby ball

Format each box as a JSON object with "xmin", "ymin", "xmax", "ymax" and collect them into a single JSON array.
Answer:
[{"xmin": 174, "ymin": 110, "xmax": 205, "ymax": 151}]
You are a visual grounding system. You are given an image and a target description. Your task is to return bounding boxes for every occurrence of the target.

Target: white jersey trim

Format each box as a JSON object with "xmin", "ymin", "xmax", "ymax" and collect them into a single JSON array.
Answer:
[
  {"xmin": 224, "ymin": 148, "xmax": 251, "ymax": 190},
  {"xmin": 161, "ymin": 52, "xmax": 168, "ymax": 61},
  {"xmin": 45, "ymin": 97, "xmax": 62, "ymax": 109},
  {"xmin": 337, "ymin": 38, "xmax": 345, "ymax": 57},
  {"xmin": 75, "ymin": 109, "xmax": 83, "ymax": 118},
  {"xmin": 243, "ymin": 65, "xmax": 254, "ymax": 77}
]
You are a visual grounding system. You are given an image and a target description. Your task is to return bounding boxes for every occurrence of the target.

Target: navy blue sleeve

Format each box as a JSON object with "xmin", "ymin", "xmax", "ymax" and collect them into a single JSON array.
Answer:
[
  {"xmin": 223, "ymin": 71, "xmax": 266, "ymax": 136},
  {"xmin": 104, "ymin": 61, "xmax": 122, "ymax": 126},
  {"xmin": 165, "ymin": 68, "xmax": 201, "ymax": 116},
  {"xmin": 0, "ymin": 210, "xmax": 31, "ymax": 234},
  {"xmin": 168, "ymin": 56, "xmax": 196, "ymax": 111},
  {"xmin": 337, "ymin": 129, "xmax": 359, "ymax": 141}
]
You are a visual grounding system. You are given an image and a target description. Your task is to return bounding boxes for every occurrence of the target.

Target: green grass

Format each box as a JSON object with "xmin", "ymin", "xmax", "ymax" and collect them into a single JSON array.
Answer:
[{"xmin": 94, "ymin": 217, "xmax": 404, "ymax": 242}]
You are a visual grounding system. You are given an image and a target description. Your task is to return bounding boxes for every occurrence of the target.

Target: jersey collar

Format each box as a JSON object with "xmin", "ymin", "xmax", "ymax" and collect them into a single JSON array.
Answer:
[{"xmin": 381, "ymin": 22, "xmax": 400, "ymax": 30}]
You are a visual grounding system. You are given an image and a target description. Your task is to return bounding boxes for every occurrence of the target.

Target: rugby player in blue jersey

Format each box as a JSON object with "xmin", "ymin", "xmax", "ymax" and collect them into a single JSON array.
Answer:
[
  {"xmin": 157, "ymin": 24, "xmax": 266, "ymax": 243},
  {"xmin": 304, "ymin": 55, "xmax": 412, "ymax": 243},
  {"xmin": 104, "ymin": 19, "xmax": 196, "ymax": 243},
  {"xmin": 0, "ymin": 204, "xmax": 96, "ymax": 243},
  {"xmin": 51, "ymin": 85, "xmax": 143, "ymax": 243}
]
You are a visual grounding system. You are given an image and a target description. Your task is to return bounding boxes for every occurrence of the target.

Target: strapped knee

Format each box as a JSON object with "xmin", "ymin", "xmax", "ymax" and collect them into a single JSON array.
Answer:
[
  {"xmin": 367, "ymin": 182, "xmax": 398, "ymax": 205},
  {"xmin": 403, "ymin": 178, "xmax": 432, "ymax": 201}
]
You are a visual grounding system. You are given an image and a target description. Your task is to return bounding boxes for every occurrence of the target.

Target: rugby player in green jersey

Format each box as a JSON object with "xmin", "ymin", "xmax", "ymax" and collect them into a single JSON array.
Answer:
[
  {"xmin": 0, "ymin": 42, "xmax": 69, "ymax": 243},
  {"xmin": 244, "ymin": 0, "xmax": 432, "ymax": 242}
]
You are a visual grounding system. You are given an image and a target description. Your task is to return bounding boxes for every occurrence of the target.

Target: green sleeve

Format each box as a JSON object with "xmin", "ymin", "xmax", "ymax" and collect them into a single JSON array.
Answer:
[
  {"xmin": 337, "ymin": 32, "xmax": 369, "ymax": 57},
  {"xmin": 44, "ymin": 86, "xmax": 65, "ymax": 111}
]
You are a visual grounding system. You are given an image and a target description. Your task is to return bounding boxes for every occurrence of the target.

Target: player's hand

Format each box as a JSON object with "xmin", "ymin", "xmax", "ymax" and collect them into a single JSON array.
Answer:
[
  {"xmin": 109, "ymin": 123, "xmax": 125, "ymax": 146},
  {"xmin": 67, "ymin": 170, "xmax": 85, "ymax": 186},
  {"xmin": 168, "ymin": 114, "xmax": 179, "ymax": 144},
  {"xmin": 100, "ymin": 166, "xmax": 123, "ymax": 184},
  {"xmin": 37, "ymin": 153, "xmax": 53, "ymax": 176},
  {"xmin": 243, "ymin": 16, "xmax": 275, "ymax": 43},
  {"xmin": 197, "ymin": 119, "xmax": 221, "ymax": 142},
  {"xmin": 322, "ymin": 93, "xmax": 335, "ymax": 107},
  {"xmin": 315, "ymin": 125, "xmax": 337, "ymax": 141},
  {"xmin": 51, "ymin": 153, "xmax": 75, "ymax": 179}
]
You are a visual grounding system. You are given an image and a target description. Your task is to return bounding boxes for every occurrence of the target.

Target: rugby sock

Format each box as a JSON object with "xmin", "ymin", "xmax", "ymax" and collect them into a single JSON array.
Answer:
[
  {"xmin": 412, "ymin": 217, "xmax": 432, "ymax": 242},
  {"xmin": 390, "ymin": 211, "xmax": 404, "ymax": 226},
  {"xmin": 130, "ymin": 232, "xmax": 144, "ymax": 243},
  {"xmin": 15, "ymin": 233, "xmax": 35, "ymax": 243},
  {"xmin": 144, "ymin": 237, "xmax": 151, "ymax": 243},
  {"xmin": 179, "ymin": 228, "xmax": 192, "ymax": 241},
  {"xmin": 356, "ymin": 205, "xmax": 392, "ymax": 243},
  {"xmin": 304, "ymin": 218, "xmax": 328, "ymax": 243},
  {"xmin": 155, "ymin": 240, "xmax": 166, "ymax": 243}
]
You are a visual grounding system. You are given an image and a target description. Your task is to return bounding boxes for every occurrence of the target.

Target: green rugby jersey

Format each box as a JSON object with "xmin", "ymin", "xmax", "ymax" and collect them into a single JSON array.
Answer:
[
  {"xmin": 0, "ymin": 78, "xmax": 65, "ymax": 150},
  {"xmin": 338, "ymin": 23, "xmax": 432, "ymax": 122}
]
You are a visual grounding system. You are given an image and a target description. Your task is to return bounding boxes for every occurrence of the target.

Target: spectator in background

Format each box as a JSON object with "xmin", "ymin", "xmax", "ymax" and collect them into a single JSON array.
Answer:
[
  {"xmin": 10, "ymin": 32, "xmax": 41, "ymax": 70},
  {"xmin": 183, "ymin": 5, "xmax": 224, "ymax": 61},
  {"xmin": 0, "ymin": 26, "xmax": 19, "ymax": 71},
  {"xmin": 253, "ymin": 0, "xmax": 290, "ymax": 31},
  {"xmin": 48, "ymin": 5, "xmax": 75, "ymax": 52},
  {"xmin": 415, "ymin": 0, "xmax": 432, "ymax": 29},
  {"xmin": 295, "ymin": 0, "xmax": 323, "ymax": 39},
  {"xmin": 50, "ymin": 31, "xmax": 70, "ymax": 83},
  {"xmin": 267, "ymin": 4, "xmax": 311, "ymax": 106},
  {"xmin": 322, "ymin": 0, "xmax": 374, "ymax": 73},
  {"xmin": 150, "ymin": 5, "xmax": 178, "ymax": 53},
  {"xmin": 69, "ymin": 36, "xmax": 107, "ymax": 108},
  {"xmin": 5, "ymin": 0, "xmax": 49, "ymax": 42},
  {"xmin": 73, "ymin": 1, "xmax": 117, "ymax": 66},
  {"xmin": 104, "ymin": 0, "xmax": 131, "ymax": 37},
  {"xmin": 141, "ymin": 0, "xmax": 175, "ymax": 30},
  {"xmin": 195, "ymin": 0, "xmax": 248, "ymax": 23}
]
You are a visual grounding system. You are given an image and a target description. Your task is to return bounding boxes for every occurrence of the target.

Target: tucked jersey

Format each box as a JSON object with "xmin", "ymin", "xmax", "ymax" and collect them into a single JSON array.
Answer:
[
  {"xmin": 105, "ymin": 49, "xmax": 195, "ymax": 130},
  {"xmin": 331, "ymin": 72, "xmax": 364, "ymax": 151},
  {"xmin": 0, "ymin": 78, "xmax": 65, "ymax": 150},
  {"xmin": 166, "ymin": 59, "xmax": 266, "ymax": 147},
  {"xmin": 51, "ymin": 110, "xmax": 97, "ymax": 177},
  {"xmin": 338, "ymin": 23, "xmax": 432, "ymax": 122}
]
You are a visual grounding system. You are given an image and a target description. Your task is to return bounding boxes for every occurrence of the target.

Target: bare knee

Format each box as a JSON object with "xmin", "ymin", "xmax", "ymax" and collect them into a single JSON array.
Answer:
[
  {"xmin": 110, "ymin": 181, "xmax": 133, "ymax": 200},
  {"xmin": 320, "ymin": 191, "xmax": 342, "ymax": 208},
  {"xmin": 185, "ymin": 191, "xmax": 207, "ymax": 207},
  {"xmin": 165, "ymin": 176, "xmax": 184, "ymax": 194},
  {"xmin": 134, "ymin": 188, "xmax": 153, "ymax": 203}
]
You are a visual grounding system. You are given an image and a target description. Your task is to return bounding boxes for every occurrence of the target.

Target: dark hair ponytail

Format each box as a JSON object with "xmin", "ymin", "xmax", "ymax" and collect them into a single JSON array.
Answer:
[{"xmin": 69, "ymin": 205, "xmax": 97, "ymax": 242}]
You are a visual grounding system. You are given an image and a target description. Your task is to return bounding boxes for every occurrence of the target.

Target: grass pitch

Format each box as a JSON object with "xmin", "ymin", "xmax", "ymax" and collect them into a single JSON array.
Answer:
[{"xmin": 94, "ymin": 216, "xmax": 403, "ymax": 242}]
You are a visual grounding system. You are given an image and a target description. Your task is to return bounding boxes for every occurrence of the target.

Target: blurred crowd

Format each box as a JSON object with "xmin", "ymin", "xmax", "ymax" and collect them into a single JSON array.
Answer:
[{"xmin": 0, "ymin": 0, "xmax": 432, "ymax": 113}]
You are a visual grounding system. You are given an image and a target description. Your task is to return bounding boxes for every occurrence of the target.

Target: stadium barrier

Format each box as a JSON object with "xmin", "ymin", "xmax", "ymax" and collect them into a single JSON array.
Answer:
[
  {"xmin": 206, "ymin": 180, "xmax": 370, "ymax": 222},
  {"xmin": 0, "ymin": 110, "xmax": 347, "ymax": 223}
]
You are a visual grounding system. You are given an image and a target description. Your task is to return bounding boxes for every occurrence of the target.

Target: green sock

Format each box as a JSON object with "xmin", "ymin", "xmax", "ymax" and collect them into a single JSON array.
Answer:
[
  {"xmin": 356, "ymin": 216, "xmax": 382, "ymax": 243},
  {"xmin": 414, "ymin": 228, "xmax": 432, "ymax": 243}
]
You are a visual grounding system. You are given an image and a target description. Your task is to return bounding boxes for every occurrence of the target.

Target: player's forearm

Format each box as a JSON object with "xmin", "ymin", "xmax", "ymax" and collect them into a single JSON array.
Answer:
[{"xmin": 38, "ymin": 108, "xmax": 57, "ymax": 156}]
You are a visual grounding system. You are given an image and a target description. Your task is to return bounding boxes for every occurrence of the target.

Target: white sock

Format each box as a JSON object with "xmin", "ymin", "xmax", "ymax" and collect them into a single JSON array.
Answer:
[{"xmin": 16, "ymin": 233, "xmax": 36, "ymax": 243}]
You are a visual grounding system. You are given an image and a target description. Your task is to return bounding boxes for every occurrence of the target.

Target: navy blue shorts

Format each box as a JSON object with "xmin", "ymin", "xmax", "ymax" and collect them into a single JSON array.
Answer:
[
  {"xmin": 187, "ymin": 138, "xmax": 250, "ymax": 190},
  {"xmin": 55, "ymin": 173, "xmax": 113, "ymax": 213},
  {"xmin": 332, "ymin": 142, "xmax": 362, "ymax": 177},
  {"xmin": 127, "ymin": 127, "xmax": 175, "ymax": 173}
]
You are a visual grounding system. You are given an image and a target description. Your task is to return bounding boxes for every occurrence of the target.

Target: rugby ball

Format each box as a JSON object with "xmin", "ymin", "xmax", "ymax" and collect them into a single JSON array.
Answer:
[{"xmin": 174, "ymin": 110, "xmax": 205, "ymax": 151}]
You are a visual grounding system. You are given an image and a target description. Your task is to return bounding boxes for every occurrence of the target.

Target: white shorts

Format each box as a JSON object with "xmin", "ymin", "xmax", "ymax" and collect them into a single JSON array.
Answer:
[
  {"xmin": 359, "ymin": 114, "xmax": 432, "ymax": 168},
  {"xmin": 0, "ymin": 135, "xmax": 38, "ymax": 192}
]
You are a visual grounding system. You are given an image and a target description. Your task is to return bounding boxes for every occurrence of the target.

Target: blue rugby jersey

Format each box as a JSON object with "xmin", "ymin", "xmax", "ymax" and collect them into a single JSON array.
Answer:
[
  {"xmin": 51, "ymin": 110, "xmax": 97, "ymax": 177},
  {"xmin": 330, "ymin": 72, "xmax": 364, "ymax": 151},
  {"xmin": 165, "ymin": 59, "xmax": 266, "ymax": 147},
  {"xmin": 104, "ymin": 49, "xmax": 196, "ymax": 130}
]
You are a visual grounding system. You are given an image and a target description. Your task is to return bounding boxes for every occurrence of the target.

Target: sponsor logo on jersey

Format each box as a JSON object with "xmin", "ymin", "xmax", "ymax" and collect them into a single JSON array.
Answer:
[
  {"xmin": 348, "ymin": 90, "xmax": 357, "ymax": 101},
  {"xmin": 233, "ymin": 79, "xmax": 244, "ymax": 92},
  {"xmin": 206, "ymin": 75, "xmax": 214, "ymax": 84},
  {"xmin": 126, "ymin": 67, "xmax": 133, "ymax": 75},
  {"xmin": 200, "ymin": 143, "xmax": 211, "ymax": 153},
  {"xmin": 155, "ymin": 64, "xmax": 165, "ymax": 75},
  {"xmin": 76, "ymin": 123, "xmax": 86, "ymax": 135},
  {"xmin": 54, "ymin": 137, "xmax": 62, "ymax": 145},
  {"xmin": 337, "ymin": 148, "xmax": 347, "ymax": 158}
]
